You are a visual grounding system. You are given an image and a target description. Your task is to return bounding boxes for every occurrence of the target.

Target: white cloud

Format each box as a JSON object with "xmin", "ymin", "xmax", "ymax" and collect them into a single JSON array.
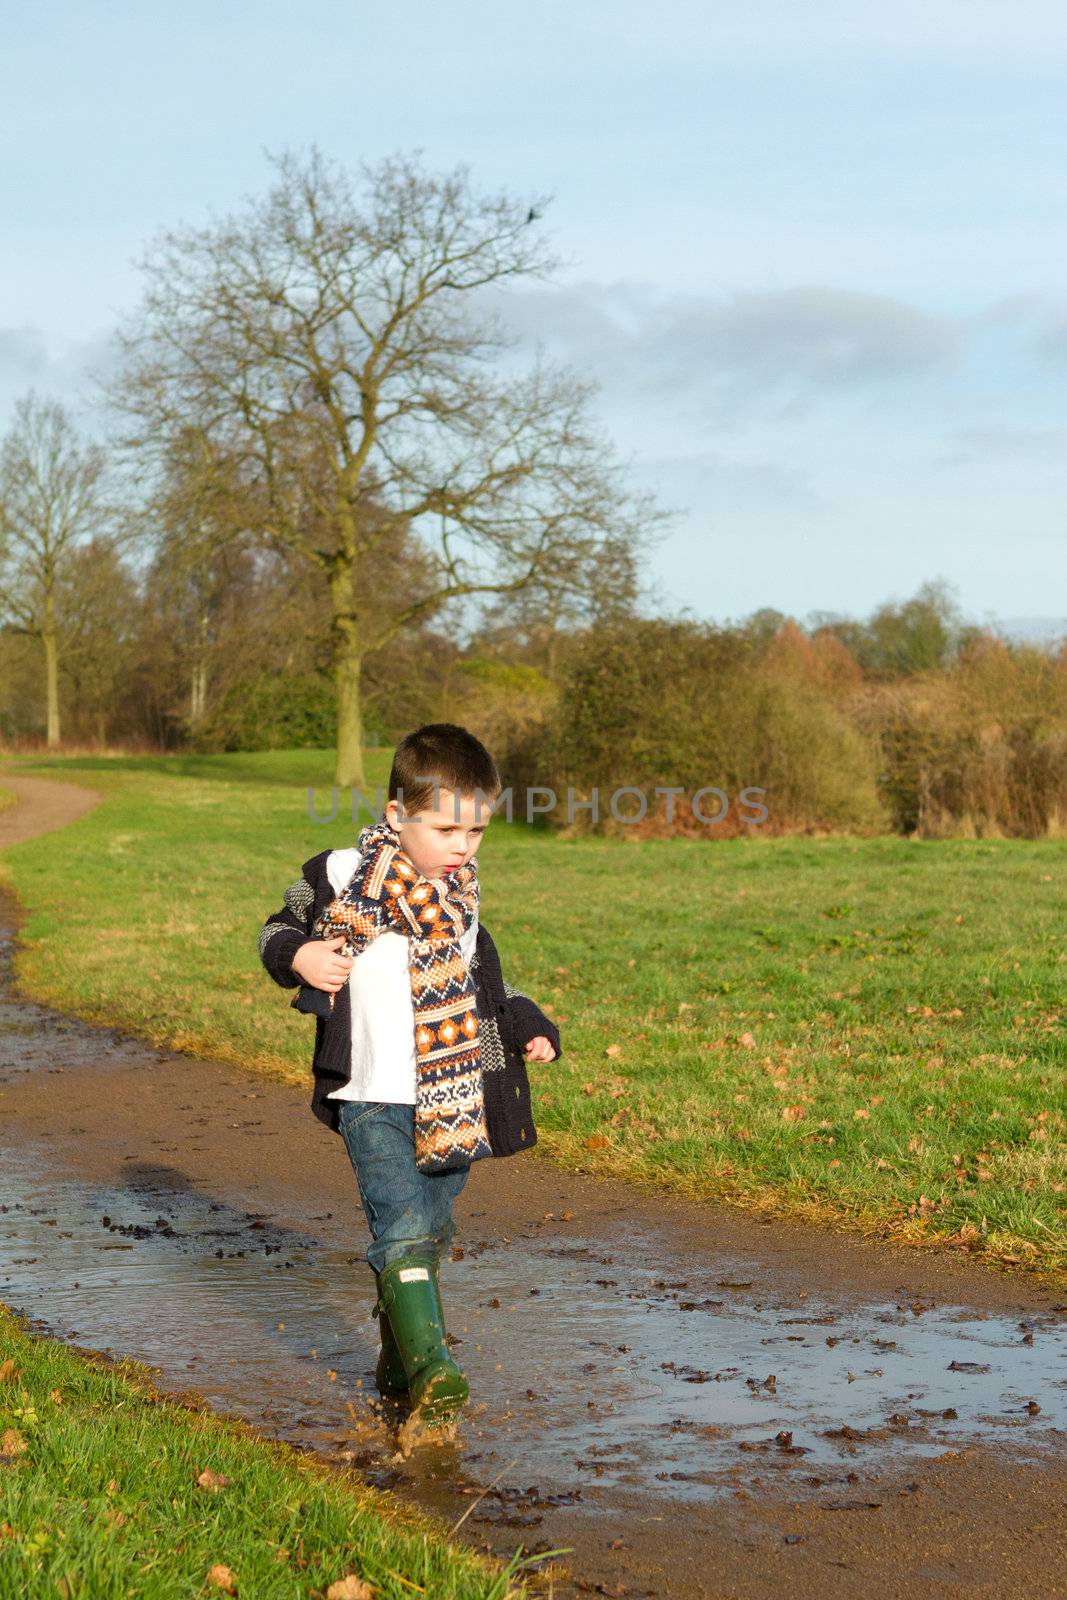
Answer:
[
  {"xmin": 488, "ymin": 279, "xmax": 962, "ymax": 420},
  {"xmin": 0, "ymin": 326, "xmax": 49, "ymax": 382}
]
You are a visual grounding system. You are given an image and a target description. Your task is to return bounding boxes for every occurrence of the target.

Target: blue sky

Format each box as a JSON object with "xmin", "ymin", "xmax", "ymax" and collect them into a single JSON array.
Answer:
[{"xmin": 2, "ymin": 1, "xmax": 1065, "ymax": 633}]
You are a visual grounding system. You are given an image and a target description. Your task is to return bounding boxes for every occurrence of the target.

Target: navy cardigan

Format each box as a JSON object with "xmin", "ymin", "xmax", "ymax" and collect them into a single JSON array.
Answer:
[{"xmin": 257, "ymin": 849, "xmax": 562, "ymax": 1157}]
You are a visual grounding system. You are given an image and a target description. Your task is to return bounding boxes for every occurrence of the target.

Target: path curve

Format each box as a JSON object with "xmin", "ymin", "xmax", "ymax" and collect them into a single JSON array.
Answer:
[{"xmin": 0, "ymin": 768, "xmax": 104, "ymax": 850}]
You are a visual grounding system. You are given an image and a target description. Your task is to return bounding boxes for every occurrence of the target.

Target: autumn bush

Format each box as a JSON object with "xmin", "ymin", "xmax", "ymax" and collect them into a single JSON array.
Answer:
[
  {"xmin": 497, "ymin": 617, "xmax": 888, "ymax": 837},
  {"xmin": 858, "ymin": 637, "xmax": 1067, "ymax": 838}
]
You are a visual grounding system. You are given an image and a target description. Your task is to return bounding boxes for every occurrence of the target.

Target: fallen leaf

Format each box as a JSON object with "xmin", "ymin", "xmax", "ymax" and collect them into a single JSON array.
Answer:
[
  {"xmin": 782, "ymin": 1104, "xmax": 806, "ymax": 1122},
  {"xmin": 326, "ymin": 1577, "xmax": 374, "ymax": 1600},
  {"xmin": 605, "ymin": 1043, "xmax": 622, "ymax": 1058},
  {"xmin": 740, "ymin": 1031, "xmax": 756, "ymax": 1049},
  {"xmin": 1, "ymin": 1430, "xmax": 27, "ymax": 1457},
  {"xmin": 0, "ymin": 1361, "xmax": 18, "ymax": 1384},
  {"xmin": 853, "ymin": 1108, "xmax": 870, "ymax": 1121},
  {"xmin": 196, "ymin": 1469, "xmax": 232, "ymax": 1492},
  {"xmin": 560, "ymin": 1210, "xmax": 576, "ymax": 1221},
  {"xmin": 207, "ymin": 1565, "xmax": 237, "ymax": 1593},
  {"xmin": 584, "ymin": 1135, "xmax": 610, "ymax": 1151}
]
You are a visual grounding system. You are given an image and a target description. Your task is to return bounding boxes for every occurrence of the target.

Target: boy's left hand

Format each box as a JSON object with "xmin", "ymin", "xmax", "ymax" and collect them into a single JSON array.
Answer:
[{"xmin": 524, "ymin": 1035, "xmax": 557, "ymax": 1063}]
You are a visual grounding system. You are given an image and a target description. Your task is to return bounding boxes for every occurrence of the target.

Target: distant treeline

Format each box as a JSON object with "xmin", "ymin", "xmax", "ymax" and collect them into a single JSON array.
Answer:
[{"xmin": 2, "ymin": 560, "xmax": 1064, "ymax": 839}]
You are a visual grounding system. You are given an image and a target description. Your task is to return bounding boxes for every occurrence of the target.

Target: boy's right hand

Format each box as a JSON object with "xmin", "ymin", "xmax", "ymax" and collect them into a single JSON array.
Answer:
[{"xmin": 291, "ymin": 935, "xmax": 354, "ymax": 994}]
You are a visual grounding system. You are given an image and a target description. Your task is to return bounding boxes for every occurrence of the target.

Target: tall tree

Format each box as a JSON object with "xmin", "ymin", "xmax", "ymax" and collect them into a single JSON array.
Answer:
[
  {"xmin": 0, "ymin": 393, "xmax": 109, "ymax": 746},
  {"xmin": 107, "ymin": 147, "xmax": 666, "ymax": 786}
]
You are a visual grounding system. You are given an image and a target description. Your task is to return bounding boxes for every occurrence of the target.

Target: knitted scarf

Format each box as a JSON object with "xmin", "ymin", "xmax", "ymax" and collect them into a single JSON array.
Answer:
[{"xmin": 296, "ymin": 818, "xmax": 493, "ymax": 1175}]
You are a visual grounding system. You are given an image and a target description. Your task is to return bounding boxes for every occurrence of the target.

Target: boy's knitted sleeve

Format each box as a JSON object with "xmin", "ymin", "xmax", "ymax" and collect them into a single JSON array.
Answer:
[
  {"xmin": 258, "ymin": 871, "xmax": 316, "ymax": 989},
  {"xmin": 503, "ymin": 977, "xmax": 563, "ymax": 1060}
]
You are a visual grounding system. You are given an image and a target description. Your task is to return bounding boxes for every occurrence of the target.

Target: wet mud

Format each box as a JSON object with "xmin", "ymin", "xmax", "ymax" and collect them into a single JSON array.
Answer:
[{"xmin": 1, "ymin": 780, "xmax": 1066, "ymax": 1597}]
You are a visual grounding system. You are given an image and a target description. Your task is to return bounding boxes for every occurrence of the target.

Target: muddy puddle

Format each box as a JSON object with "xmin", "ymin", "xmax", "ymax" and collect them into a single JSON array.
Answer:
[{"xmin": 3, "ymin": 1136, "xmax": 1064, "ymax": 1522}]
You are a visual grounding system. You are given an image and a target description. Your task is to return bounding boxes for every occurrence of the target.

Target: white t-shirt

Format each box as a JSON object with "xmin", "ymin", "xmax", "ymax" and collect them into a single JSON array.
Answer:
[{"xmin": 322, "ymin": 847, "xmax": 479, "ymax": 1105}]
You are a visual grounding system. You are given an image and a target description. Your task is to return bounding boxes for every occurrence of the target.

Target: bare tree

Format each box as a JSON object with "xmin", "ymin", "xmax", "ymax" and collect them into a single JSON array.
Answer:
[
  {"xmin": 0, "ymin": 393, "xmax": 109, "ymax": 746},
  {"xmin": 56, "ymin": 537, "xmax": 140, "ymax": 744},
  {"xmin": 106, "ymin": 146, "xmax": 667, "ymax": 786}
]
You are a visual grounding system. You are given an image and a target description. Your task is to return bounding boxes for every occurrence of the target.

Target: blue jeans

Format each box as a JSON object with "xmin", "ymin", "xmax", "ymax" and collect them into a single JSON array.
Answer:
[{"xmin": 337, "ymin": 1100, "xmax": 470, "ymax": 1276}]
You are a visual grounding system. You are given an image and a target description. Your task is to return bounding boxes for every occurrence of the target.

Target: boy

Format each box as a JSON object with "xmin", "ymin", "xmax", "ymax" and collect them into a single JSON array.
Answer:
[{"xmin": 258, "ymin": 723, "xmax": 561, "ymax": 1428}]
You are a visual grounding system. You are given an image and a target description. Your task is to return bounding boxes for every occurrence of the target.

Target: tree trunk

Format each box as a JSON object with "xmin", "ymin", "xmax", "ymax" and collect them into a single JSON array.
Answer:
[
  {"xmin": 331, "ymin": 560, "xmax": 365, "ymax": 789},
  {"xmin": 43, "ymin": 582, "xmax": 60, "ymax": 747},
  {"xmin": 190, "ymin": 609, "xmax": 209, "ymax": 724}
]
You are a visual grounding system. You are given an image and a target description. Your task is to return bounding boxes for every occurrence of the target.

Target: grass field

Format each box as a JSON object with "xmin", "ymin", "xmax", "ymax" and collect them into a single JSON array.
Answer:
[
  {"xmin": 0, "ymin": 749, "xmax": 1063, "ymax": 1279},
  {"xmin": 0, "ymin": 1303, "xmax": 541, "ymax": 1598}
]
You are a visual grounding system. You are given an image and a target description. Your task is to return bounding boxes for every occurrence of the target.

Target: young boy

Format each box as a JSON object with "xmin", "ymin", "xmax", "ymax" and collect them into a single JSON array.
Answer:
[{"xmin": 257, "ymin": 723, "xmax": 561, "ymax": 1428}]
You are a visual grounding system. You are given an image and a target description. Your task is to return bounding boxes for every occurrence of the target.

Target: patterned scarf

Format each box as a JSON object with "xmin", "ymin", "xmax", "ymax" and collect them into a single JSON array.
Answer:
[{"xmin": 301, "ymin": 818, "xmax": 493, "ymax": 1175}]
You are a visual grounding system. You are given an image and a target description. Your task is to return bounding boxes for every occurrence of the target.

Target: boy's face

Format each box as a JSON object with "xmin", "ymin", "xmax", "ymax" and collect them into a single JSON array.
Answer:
[{"xmin": 385, "ymin": 787, "xmax": 493, "ymax": 880}]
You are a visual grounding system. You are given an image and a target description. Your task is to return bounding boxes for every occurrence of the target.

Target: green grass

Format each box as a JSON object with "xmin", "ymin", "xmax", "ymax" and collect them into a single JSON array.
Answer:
[
  {"xmin": 0, "ymin": 1303, "xmax": 544, "ymax": 1598},
  {"xmin": 0, "ymin": 750, "xmax": 1064, "ymax": 1279}
]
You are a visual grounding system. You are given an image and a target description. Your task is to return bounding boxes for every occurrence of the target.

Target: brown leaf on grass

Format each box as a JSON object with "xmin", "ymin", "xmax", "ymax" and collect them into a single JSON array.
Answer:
[
  {"xmin": 853, "ymin": 1108, "xmax": 871, "ymax": 1121},
  {"xmin": 207, "ymin": 1565, "xmax": 237, "ymax": 1593},
  {"xmin": 740, "ymin": 1031, "xmax": 756, "ymax": 1049},
  {"xmin": 326, "ymin": 1577, "xmax": 375, "ymax": 1599},
  {"xmin": 196, "ymin": 1469, "xmax": 232, "ymax": 1492},
  {"xmin": 782, "ymin": 1104, "xmax": 806, "ymax": 1122},
  {"xmin": 102, "ymin": 1508, "xmax": 128, "ymax": 1527},
  {"xmin": 581, "ymin": 1082, "xmax": 598, "ymax": 1096},
  {"xmin": 0, "ymin": 1521, "xmax": 14, "ymax": 1539},
  {"xmin": 1, "ymin": 1430, "xmax": 27, "ymax": 1457},
  {"xmin": 605, "ymin": 1043, "xmax": 622, "ymax": 1058},
  {"xmin": 584, "ymin": 1135, "xmax": 610, "ymax": 1151},
  {"xmin": 0, "ymin": 1360, "xmax": 18, "ymax": 1384},
  {"xmin": 49, "ymin": 1389, "xmax": 63, "ymax": 1405}
]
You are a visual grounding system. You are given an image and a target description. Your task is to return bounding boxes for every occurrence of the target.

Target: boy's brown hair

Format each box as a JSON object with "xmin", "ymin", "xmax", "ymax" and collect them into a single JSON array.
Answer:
[{"xmin": 388, "ymin": 723, "xmax": 500, "ymax": 815}]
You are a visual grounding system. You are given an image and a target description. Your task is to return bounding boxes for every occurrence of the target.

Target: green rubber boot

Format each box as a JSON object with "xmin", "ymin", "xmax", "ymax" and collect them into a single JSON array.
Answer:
[
  {"xmin": 372, "ymin": 1270, "xmax": 408, "ymax": 1397},
  {"xmin": 374, "ymin": 1254, "xmax": 469, "ymax": 1427}
]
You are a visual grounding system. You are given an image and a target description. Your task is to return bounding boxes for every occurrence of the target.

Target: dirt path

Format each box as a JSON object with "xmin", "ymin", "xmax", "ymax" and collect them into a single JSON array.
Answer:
[
  {"xmin": 1, "ymin": 773, "xmax": 1065, "ymax": 1599},
  {"xmin": 0, "ymin": 768, "xmax": 104, "ymax": 849}
]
